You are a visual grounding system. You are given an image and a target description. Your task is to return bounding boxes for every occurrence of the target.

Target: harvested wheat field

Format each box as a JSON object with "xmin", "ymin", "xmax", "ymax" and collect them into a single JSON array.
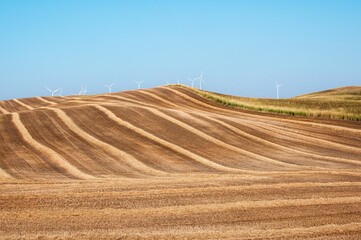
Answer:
[{"xmin": 1, "ymin": 86, "xmax": 361, "ymax": 239}]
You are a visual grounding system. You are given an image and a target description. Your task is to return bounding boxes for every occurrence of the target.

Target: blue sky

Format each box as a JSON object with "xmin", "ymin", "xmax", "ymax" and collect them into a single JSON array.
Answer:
[{"xmin": 0, "ymin": 0, "xmax": 360, "ymax": 100}]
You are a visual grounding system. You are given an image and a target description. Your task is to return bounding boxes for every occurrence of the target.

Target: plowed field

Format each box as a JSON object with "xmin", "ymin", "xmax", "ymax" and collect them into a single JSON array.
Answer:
[{"xmin": 1, "ymin": 86, "xmax": 361, "ymax": 239}]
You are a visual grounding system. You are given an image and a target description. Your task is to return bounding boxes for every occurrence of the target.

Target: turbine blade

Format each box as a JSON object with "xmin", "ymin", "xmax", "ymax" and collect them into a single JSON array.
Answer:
[{"xmin": 79, "ymin": 86, "xmax": 84, "ymax": 94}]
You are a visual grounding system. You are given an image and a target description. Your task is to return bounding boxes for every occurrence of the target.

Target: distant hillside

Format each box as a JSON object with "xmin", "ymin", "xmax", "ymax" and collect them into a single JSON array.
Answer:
[
  {"xmin": 295, "ymin": 86, "xmax": 361, "ymax": 101},
  {"xmin": 185, "ymin": 86, "xmax": 361, "ymax": 121}
]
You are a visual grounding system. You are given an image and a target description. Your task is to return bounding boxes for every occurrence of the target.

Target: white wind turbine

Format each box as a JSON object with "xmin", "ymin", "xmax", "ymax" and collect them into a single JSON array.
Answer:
[
  {"xmin": 177, "ymin": 76, "xmax": 180, "ymax": 85},
  {"xmin": 275, "ymin": 81, "xmax": 282, "ymax": 99},
  {"xmin": 77, "ymin": 86, "xmax": 84, "ymax": 95},
  {"xmin": 58, "ymin": 89, "xmax": 63, "ymax": 97},
  {"xmin": 187, "ymin": 77, "xmax": 196, "ymax": 88},
  {"xmin": 83, "ymin": 85, "xmax": 88, "ymax": 95},
  {"xmin": 195, "ymin": 71, "xmax": 205, "ymax": 90},
  {"xmin": 134, "ymin": 81, "xmax": 144, "ymax": 89},
  {"xmin": 71, "ymin": 86, "xmax": 83, "ymax": 95},
  {"xmin": 44, "ymin": 86, "xmax": 61, "ymax": 96},
  {"xmin": 104, "ymin": 83, "xmax": 115, "ymax": 93}
]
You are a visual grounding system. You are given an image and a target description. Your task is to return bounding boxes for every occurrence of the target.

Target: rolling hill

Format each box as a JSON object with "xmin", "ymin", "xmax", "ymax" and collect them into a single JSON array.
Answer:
[
  {"xmin": 295, "ymin": 86, "xmax": 361, "ymax": 100},
  {"xmin": 189, "ymin": 86, "xmax": 361, "ymax": 120},
  {"xmin": 1, "ymin": 86, "xmax": 361, "ymax": 239}
]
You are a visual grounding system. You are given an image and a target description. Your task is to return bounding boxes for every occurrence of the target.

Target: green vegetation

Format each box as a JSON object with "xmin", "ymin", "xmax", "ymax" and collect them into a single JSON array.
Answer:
[{"xmin": 178, "ymin": 85, "xmax": 361, "ymax": 121}]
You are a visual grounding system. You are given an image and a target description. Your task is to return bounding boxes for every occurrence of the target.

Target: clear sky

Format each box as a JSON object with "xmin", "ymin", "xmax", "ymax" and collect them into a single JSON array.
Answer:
[{"xmin": 0, "ymin": 0, "xmax": 360, "ymax": 100}]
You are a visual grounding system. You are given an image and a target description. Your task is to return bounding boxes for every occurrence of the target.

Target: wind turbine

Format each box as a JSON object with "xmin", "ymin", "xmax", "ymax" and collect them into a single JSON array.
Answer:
[
  {"xmin": 275, "ymin": 81, "xmax": 282, "ymax": 99},
  {"xmin": 104, "ymin": 83, "xmax": 115, "ymax": 93},
  {"xmin": 58, "ymin": 89, "xmax": 63, "ymax": 97},
  {"xmin": 187, "ymin": 77, "xmax": 196, "ymax": 88},
  {"xmin": 83, "ymin": 85, "xmax": 88, "ymax": 95},
  {"xmin": 77, "ymin": 86, "xmax": 84, "ymax": 95},
  {"xmin": 195, "ymin": 71, "xmax": 205, "ymax": 90},
  {"xmin": 177, "ymin": 76, "xmax": 180, "ymax": 85},
  {"xmin": 71, "ymin": 86, "xmax": 83, "ymax": 95},
  {"xmin": 44, "ymin": 86, "xmax": 60, "ymax": 96},
  {"xmin": 134, "ymin": 81, "xmax": 144, "ymax": 89}
]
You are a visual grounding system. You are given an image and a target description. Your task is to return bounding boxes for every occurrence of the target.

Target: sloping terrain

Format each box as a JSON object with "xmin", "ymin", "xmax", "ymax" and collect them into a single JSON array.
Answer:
[
  {"xmin": 0, "ymin": 86, "xmax": 361, "ymax": 239},
  {"xmin": 190, "ymin": 86, "xmax": 361, "ymax": 120},
  {"xmin": 295, "ymin": 86, "xmax": 361, "ymax": 100}
]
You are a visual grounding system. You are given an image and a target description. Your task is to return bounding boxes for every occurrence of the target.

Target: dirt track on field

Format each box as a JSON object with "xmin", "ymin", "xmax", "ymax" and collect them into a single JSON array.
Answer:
[{"xmin": 0, "ymin": 86, "xmax": 361, "ymax": 239}]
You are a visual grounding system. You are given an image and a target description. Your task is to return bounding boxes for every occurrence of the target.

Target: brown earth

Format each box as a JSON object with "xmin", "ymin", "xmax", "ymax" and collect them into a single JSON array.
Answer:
[{"xmin": 0, "ymin": 86, "xmax": 361, "ymax": 239}]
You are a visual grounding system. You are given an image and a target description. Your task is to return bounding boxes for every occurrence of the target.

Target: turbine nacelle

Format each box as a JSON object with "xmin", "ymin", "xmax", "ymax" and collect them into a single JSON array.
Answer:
[{"xmin": 134, "ymin": 81, "xmax": 144, "ymax": 89}]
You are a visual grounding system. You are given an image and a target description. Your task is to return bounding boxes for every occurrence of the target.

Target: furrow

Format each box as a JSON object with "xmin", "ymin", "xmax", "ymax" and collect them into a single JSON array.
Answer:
[
  {"xmin": 12, "ymin": 99, "xmax": 34, "ymax": 110},
  {"xmin": 164, "ymin": 86, "xmax": 256, "ymax": 114},
  {"xmin": 0, "ymin": 168, "xmax": 12, "ymax": 179},
  {"xmin": 123, "ymin": 222, "xmax": 361, "ymax": 239},
  {"xmin": 3, "ymin": 222, "xmax": 361, "ymax": 239},
  {"xmin": 233, "ymin": 222, "xmax": 361, "ymax": 239},
  {"xmin": 211, "ymin": 116, "xmax": 361, "ymax": 167},
  {"xmin": 4, "ymin": 195, "xmax": 359, "ymax": 216},
  {"xmin": 138, "ymin": 90, "xmax": 361, "ymax": 166},
  {"xmin": 11, "ymin": 113, "xmax": 94, "ymax": 180},
  {"xmin": 110, "ymin": 94, "xmax": 163, "ymax": 108},
  {"xmin": 146, "ymin": 107, "xmax": 303, "ymax": 169},
  {"xmin": 237, "ymin": 117, "xmax": 361, "ymax": 154},
  {"xmin": 135, "ymin": 195, "xmax": 361, "ymax": 213},
  {"xmin": 50, "ymin": 108, "xmax": 166, "ymax": 176},
  {"xmin": 36, "ymin": 97, "xmax": 57, "ymax": 105},
  {"xmin": 4, "ymin": 100, "xmax": 19, "ymax": 112},
  {"xmin": 95, "ymin": 105, "xmax": 251, "ymax": 173},
  {"xmin": 0, "ymin": 105, "xmax": 9, "ymax": 114},
  {"xmin": 139, "ymin": 89, "xmax": 183, "ymax": 108}
]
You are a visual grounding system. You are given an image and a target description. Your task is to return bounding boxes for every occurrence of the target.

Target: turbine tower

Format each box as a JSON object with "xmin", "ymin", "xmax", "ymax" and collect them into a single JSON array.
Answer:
[
  {"xmin": 78, "ymin": 86, "xmax": 84, "ymax": 95},
  {"xmin": 275, "ymin": 81, "xmax": 282, "ymax": 99},
  {"xmin": 104, "ymin": 83, "xmax": 115, "ymax": 93},
  {"xmin": 134, "ymin": 81, "xmax": 144, "ymax": 89},
  {"xmin": 44, "ymin": 86, "xmax": 60, "ymax": 96}
]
